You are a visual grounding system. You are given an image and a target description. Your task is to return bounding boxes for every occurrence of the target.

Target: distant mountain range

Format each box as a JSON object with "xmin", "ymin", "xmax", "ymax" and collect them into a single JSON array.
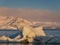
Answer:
[
  {"xmin": 0, "ymin": 16, "xmax": 60, "ymax": 29},
  {"xmin": 0, "ymin": 16, "xmax": 32, "ymax": 29}
]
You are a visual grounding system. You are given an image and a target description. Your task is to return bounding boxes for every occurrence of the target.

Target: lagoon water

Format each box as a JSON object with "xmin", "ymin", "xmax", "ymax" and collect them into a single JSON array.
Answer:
[
  {"xmin": 0, "ymin": 43, "xmax": 60, "ymax": 45},
  {"xmin": 0, "ymin": 29, "xmax": 60, "ymax": 45},
  {"xmin": 44, "ymin": 29, "xmax": 60, "ymax": 37},
  {"xmin": 0, "ymin": 29, "xmax": 60, "ymax": 38}
]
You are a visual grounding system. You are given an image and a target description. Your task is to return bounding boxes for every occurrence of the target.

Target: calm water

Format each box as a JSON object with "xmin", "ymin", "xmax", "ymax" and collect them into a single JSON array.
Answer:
[
  {"xmin": 0, "ymin": 43, "xmax": 60, "ymax": 45},
  {"xmin": 0, "ymin": 29, "xmax": 60, "ymax": 45},
  {"xmin": 44, "ymin": 29, "xmax": 60, "ymax": 37},
  {"xmin": 0, "ymin": 29, "xmax": 60, "ymax": 38}
]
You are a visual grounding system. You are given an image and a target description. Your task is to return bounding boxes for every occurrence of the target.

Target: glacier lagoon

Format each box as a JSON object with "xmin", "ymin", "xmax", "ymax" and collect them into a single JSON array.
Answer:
[
  {"xmin": 0, "ymin": 42, "xmax": 60, "ymax": 45},
  {"xmin": 0, "ymin": 29, "xmax": 60, "ymax": 38},
  {"xmin": 0, "ymin": 29, "xmax": 60, "ymax": 45}
]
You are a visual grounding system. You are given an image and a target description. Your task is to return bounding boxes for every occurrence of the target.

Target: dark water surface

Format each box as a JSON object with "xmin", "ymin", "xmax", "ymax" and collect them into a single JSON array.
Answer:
[
  {"xmin": 0, "ymin": 29, "xmax": 60, "ymax": 45},
  {"xmin": 0, "ymin": 43, "xmax": 60, "ymax": 45},
  {"xmin": 0, "ymin": 29, "xmax": 60, "ymax": 38}
]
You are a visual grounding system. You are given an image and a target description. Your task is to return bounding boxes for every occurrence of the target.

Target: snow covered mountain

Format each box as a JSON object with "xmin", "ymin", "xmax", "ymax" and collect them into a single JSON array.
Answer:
[
  {"xmin": 0, "ymin": 16, "xmax": 33, "ymax": 30},
  {"xmin": 0, "ymin": 16, "xmax": 60, "ymax": 30}
]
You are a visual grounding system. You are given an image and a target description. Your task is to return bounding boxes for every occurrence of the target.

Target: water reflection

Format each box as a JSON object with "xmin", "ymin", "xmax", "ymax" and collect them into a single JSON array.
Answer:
[{"xmin": 0, "ymin": 43, "xmax": 60, "ymax": 45}]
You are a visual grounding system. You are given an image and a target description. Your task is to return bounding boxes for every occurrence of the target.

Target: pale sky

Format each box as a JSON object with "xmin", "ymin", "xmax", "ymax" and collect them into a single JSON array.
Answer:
[{"xmin": 0, "ymin": 0, "xmax": 60, "ymax": 10}]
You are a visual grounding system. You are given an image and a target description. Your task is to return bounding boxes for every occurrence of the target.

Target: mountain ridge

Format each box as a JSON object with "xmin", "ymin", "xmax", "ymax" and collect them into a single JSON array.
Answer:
[
  {"xmin": 0, "ymin": 16, "xmax": 60, "ymax": 29},
  {"xmin": 0, "ymin": 16, "xmax": 32, "ymax": 29}
]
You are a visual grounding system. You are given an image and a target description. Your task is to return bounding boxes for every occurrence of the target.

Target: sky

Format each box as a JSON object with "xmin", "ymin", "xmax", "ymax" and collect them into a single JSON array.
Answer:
[
  {"xmin": 0, "ymin": 0, "xmax": 60, "ymax": 10},
  {"xmin": 0, "ymin": 0, "xmax": 60, "ymax": 23}
]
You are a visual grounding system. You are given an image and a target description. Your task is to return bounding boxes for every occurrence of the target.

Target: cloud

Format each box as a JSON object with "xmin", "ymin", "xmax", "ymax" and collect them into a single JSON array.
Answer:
[{"xmin": 0, "ymin": 7, "xmax": 60, "ymax": 22}]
